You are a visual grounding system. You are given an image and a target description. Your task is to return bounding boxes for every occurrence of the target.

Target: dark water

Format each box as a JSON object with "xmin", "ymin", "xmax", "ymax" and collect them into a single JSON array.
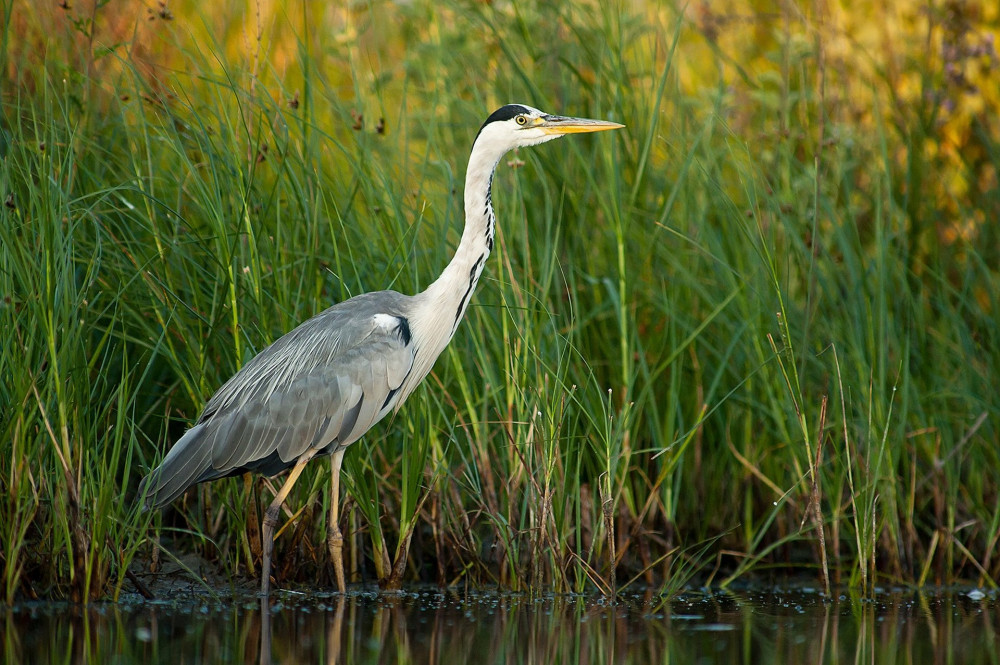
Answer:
[{"xmin": 3, "ymin": 585, "xmax": 998, "ymax": 664}]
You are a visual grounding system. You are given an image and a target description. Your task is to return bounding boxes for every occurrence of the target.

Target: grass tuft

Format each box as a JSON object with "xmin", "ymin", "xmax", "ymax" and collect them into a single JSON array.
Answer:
[{"xmin": 1, "ymin": 0, "xmax": 998, "ymax": 600}]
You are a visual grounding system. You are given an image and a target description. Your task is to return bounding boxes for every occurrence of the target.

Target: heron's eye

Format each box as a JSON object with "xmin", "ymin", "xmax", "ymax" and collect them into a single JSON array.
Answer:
[{"xmin": 515, "ymin": 115, "xmax": 528, "ymax": 126}]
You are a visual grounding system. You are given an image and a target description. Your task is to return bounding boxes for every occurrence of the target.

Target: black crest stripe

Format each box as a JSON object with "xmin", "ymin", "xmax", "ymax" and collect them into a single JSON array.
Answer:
[{"xmin": 475, "ymin": 104, "xmax": 531, "ymax": 141}]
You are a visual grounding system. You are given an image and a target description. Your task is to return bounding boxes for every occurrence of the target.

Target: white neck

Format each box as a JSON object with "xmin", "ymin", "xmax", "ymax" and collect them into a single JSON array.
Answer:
[
  {"xmin": 392, "ymin": 109, "xmax": 570, "ymax": 405},
  {"xmin": 415, "ymin": 136, "xmax": 507, "ymax": 341}
]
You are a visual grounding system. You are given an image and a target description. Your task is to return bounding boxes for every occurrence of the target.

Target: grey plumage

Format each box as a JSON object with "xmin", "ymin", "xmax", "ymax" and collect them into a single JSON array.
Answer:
[
  {"xmin": 138, "ymin": 291, "xmax": 416, "ymax": 507},
  {"xmin": 137, "ymin": 104, "xmax": 622, "ymax": 594}
]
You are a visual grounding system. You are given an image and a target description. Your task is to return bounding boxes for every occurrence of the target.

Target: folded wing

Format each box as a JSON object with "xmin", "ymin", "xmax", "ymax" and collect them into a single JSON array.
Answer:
[{"xmin": 138, "ymin": 292, "xmax": 416, "ymax": 509}]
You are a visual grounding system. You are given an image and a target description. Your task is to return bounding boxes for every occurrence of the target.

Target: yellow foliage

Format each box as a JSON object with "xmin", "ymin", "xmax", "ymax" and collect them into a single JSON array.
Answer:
[{"xmin": 3, "ymin": 0, "xmax": 996, "ymax": 240}]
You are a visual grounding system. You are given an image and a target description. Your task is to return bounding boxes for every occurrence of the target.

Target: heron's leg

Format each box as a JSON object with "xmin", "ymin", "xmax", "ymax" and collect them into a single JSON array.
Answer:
[
  {"xmin": 327, "ymin": 448, "xmax": 347, "ymax": 592},
  {"xmin": 261, "ymin": 452, "xmax": 314, "ymax": 596}
]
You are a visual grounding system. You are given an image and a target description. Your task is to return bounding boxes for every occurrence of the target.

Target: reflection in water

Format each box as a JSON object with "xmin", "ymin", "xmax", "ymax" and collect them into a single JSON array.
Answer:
[{"xmin": 3, "ymin": 587, "xmax": 999, "ymax": 664}]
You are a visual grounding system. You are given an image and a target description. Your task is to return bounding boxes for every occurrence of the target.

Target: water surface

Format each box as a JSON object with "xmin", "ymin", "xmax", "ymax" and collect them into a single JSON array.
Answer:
[{"xmin": 4, "ymin": 585, "xmax": 998, "ymax": 664}]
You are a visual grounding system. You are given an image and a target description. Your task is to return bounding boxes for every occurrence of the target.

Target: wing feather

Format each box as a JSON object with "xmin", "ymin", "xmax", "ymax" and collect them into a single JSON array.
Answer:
[
  {"xmin": 140, "ymin": 291, "xmax": 420, "ymax": 507},
  {"xmin": 138, "ymin": 423, "xmax": 212, "ymax": 508}
]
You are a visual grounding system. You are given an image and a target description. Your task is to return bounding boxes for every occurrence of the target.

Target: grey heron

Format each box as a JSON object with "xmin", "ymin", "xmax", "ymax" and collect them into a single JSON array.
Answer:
[{"xmin": 138, "ymin": 104, "xmax": 623, "ymax": 595}]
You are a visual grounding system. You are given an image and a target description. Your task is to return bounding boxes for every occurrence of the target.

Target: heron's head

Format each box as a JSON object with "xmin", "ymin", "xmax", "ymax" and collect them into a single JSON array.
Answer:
[{"xmin": 474, "ymin": 104, "xmax": 623, "ymax": 154}]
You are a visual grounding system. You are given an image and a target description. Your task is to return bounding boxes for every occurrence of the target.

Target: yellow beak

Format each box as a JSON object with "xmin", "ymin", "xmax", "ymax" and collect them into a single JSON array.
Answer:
[{"xmin": 536, "ymin": 115, "xmax": 625, "ymax": 135}]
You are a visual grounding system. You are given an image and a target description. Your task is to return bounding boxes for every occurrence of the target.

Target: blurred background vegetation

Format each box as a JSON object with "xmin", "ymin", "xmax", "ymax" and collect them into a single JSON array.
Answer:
[{"xmin": 0, "ymin": 0, "xmax": 997, "ymax": 602}]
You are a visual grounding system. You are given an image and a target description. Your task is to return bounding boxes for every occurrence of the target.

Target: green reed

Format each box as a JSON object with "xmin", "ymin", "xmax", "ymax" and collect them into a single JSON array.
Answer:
[{"xmin": 1, "ymin": 0, "xmax": 998, "ymax": 601}]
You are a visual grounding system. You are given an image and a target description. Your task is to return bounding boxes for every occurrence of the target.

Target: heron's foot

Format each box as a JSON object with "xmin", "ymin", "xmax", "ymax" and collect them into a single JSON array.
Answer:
[
  {"xmin": 261, "ymin": 505, "xmax": 281, "ymax": 596},
  {"xmin": 327, "ymin": 527, "xmax": 346, "ymax": 593}
]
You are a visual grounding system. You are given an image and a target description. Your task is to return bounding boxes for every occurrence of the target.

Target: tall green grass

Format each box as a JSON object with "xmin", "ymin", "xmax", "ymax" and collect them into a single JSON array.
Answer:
[{"xmin": 1, "ymin": 0, "xmax": 997, "ymax": 601}]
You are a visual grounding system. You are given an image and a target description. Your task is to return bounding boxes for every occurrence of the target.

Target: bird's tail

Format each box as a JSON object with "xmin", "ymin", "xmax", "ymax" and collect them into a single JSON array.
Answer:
[{"xmin": 137, "ymin": 423, "xmax": 212, "ymax": 510}]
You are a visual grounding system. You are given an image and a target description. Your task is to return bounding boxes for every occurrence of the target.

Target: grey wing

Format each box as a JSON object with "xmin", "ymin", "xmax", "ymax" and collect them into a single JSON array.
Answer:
[{"xmin": 139, "ymin": 298, "xmax": 415, "ymax": 509}]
